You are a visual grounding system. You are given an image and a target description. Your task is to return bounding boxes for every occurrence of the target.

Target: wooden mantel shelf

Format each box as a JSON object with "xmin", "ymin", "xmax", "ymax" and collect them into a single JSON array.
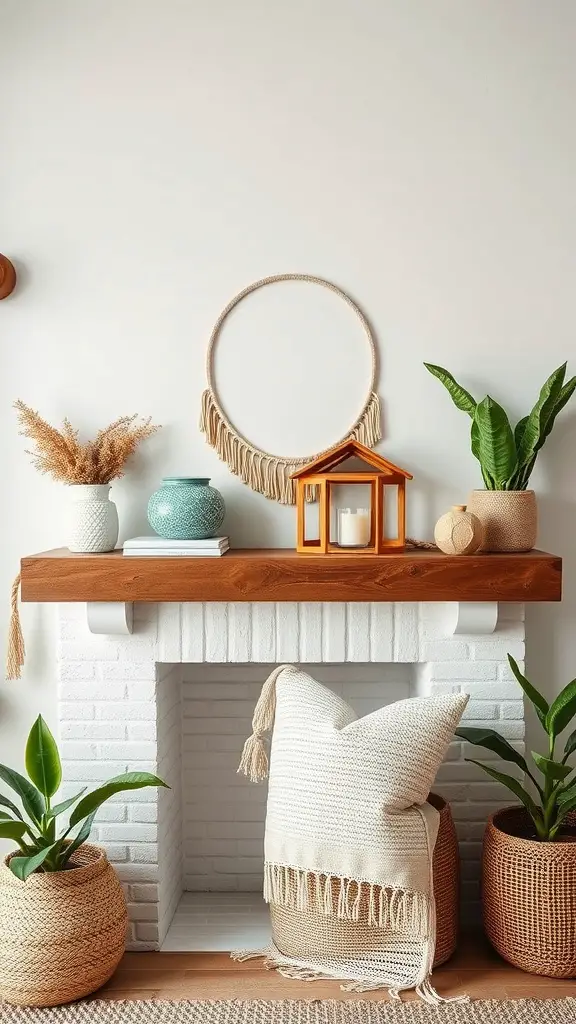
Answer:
[{"xmin": 20, "ymin": 547, "xmax": 562, "ymax": 604}]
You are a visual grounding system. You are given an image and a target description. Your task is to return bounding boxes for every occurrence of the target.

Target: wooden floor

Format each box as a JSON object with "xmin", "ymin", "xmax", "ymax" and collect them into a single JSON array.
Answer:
[{"xmin": 99, "ymin": 938, "xmax": 576, "ymax": 1002}]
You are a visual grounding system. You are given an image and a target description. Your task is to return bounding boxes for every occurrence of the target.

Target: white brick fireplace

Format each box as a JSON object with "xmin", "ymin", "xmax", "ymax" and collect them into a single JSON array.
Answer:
[{"xmin": 57, "ymin": 599, "xmax": 525, "ymax": 951}]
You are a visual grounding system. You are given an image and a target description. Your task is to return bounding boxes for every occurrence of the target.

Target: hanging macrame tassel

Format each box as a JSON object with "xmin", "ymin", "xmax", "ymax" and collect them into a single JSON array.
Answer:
[
  {"xmin": 237, "ymin": 664, "xmax": 294, "ymax": 781},
  {"xmin": 6, "ymin": 573, "xmax": 25, "ymax": 681}
]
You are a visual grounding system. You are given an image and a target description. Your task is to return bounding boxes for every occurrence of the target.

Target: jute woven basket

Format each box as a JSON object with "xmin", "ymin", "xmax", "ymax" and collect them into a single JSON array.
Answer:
[
  {"xmin": 271, "ymin": 793, "xmax": 459, "ymax": 969},
  {"xmin": 467, "ymin": 489, "xmax": 537, "ymax": 552},
  {"xmin": 0, "ymin": 843, "xmax": 127, "ymax": 1007},
  {"xmin": 483, "ymin": 807, "xmax": 576, "ymax": 977}
]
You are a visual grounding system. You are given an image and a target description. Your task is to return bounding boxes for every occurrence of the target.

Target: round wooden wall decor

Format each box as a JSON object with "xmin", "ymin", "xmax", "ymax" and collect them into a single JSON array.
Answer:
[
  {"xmin": 199, "ymin": 273, "xmax": 382, "ymax": 504},
  {"xmin": 0, "ymin": 255, "xmax": 16, "ymax": 300}
]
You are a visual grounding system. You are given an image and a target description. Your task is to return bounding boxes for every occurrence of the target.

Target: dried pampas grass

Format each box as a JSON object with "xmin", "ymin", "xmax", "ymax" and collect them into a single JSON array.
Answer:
[{"xmin": 14, "ymin": 401, "xmax": 160, "ymax": 484}]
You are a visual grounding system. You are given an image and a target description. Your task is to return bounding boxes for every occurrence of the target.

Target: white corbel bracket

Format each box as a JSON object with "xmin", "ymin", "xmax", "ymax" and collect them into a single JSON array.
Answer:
[
  {"xmin": 87, "ymin": 602, "xmax": 134, "ymax": 635},
  {"xmin": 446, "ymin": 601, "xmax": 499, "ymax": 636}
]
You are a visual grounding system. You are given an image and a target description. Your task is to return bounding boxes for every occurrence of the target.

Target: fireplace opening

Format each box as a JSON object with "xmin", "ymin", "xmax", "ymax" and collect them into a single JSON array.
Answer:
[{"xmin": 157, "ymin": 663, "xmax": 416, "ymax": 951}]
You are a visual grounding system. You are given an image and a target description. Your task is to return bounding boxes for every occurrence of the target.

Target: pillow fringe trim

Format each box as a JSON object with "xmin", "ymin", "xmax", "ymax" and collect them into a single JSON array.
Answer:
[{"xmin": 263, "ymin": 861, "xmax": 429, "ymax": 938}]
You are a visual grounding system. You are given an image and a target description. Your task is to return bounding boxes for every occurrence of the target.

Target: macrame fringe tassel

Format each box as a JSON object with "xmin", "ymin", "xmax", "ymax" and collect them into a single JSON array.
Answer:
[
  {"xmin": 200, "ymin": 388, "xmax": 381, "ymax": 505},
  {"xmin": 6, "ymin": 573, "xmax": 25, "ymax": 681},
  {"xmin": 414, "ymin": 977, "xmax": 470, "ymax": 1006},
  {"xmin": 262, "ymin": 861, "xmax": 429, "ymax": 938},
  {"xmin": 237, "ymin": 664, "xmax": 293, "ymax": 782}
]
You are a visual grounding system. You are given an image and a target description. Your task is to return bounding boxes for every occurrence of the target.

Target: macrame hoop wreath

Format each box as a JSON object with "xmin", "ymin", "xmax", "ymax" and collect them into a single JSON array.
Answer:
[{"xmin": 199, "ymin": 274, "xmax": 382, "ymax": 504}]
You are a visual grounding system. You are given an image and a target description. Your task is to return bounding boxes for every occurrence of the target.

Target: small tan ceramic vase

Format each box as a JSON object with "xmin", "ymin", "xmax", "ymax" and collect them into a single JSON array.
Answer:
[
  {"xmin": 467, "ymin": 490, "xmax": 537, "ymax": 552},
  {"xmin": 434, "ymin": 504, "xmax": 484, "ymax": 555}
]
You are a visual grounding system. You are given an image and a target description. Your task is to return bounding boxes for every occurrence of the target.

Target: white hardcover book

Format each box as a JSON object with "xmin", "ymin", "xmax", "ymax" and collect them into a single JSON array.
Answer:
[
  {"xmin": 123, "ymin": 549, "xmax": 229, "ymax": 557},
  {"xmin": 123, "ymin": 536, "xmax": 228, "ymax": 549}
]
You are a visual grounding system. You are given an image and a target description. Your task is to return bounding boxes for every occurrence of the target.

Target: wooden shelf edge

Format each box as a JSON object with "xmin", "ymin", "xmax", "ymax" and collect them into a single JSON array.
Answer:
[{"xmin": 19, "ymin": 548, "xmax": 562, "ymax": 604}]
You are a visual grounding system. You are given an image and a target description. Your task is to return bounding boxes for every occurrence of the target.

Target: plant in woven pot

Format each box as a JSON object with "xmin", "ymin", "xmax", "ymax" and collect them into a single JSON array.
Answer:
[
  {"xmin": 424, "ymin": 362, "xmax": 576, "ymax": 551},
  {"xmin": 457, "ymin": 655, "xmax": 576, "ymax": 977},
  {"xmin": 0, "ymin": 715, "xmax": 167, "ymax": 1007}
]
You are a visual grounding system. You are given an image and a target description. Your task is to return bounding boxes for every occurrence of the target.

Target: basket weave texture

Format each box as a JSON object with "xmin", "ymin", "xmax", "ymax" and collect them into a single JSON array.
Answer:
[
  {"xmin": 0, "ymin": 843, "xmax": 127, "ymax": 1007},
  {"xmin": 483, "ymin": 807, "xmax": 576, "ymax": 977},
  {"xmin": 271, "ymin": 793, "xmax": 459, "ymax": 970},
  {"xmin": 467, "ymin": 490, "xmax": 537, "ymax": 552}
]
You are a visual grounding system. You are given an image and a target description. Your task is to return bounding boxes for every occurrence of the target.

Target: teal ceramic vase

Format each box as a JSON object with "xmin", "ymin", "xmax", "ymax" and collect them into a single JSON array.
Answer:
[{"xmin": 147, "ymin": 477, "xmax": 226, "ymax": 540}]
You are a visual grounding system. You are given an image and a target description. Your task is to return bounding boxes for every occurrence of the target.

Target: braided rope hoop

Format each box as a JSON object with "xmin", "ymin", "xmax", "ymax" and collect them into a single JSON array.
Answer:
[{"xmin": 199, "ymin": 274, "xmax": 382, "ymax": 504}]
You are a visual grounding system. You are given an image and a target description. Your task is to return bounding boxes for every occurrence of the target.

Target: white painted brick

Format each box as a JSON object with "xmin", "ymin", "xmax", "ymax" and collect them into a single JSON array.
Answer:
[
  {"xmin": 59, "ymin": 640, "xmax": 120, "ymax": 662},
  {"xmin": 94, "ymin": 804, "xmax": 127, "ymax": 823},
  {"xmin": 127, "ymin": 903, "xmax": 159, "ymax": 922},
  {"xmin": 300, "ymin": 603, "xmax": 323, "ymax": 662},
  {"xmin": 461, "ymin": 701, "xmax": 498, "ymax": 721},
  {"xmin": 127, "ymin": 681, "xmax": 157, "ymax": 701},
  {"xmin": 102, "ymin": 845, "xmax": 129, "ymax": 862},
  {"xmin": 60, "ymin": 680, "xmax": 125, "ymax": 701},
  {"xmin": 113, "ymin": 862, "xmax": 159, "ymax": 884},
  {"xmin": 463, "ymin": 719, "xmax": 524, "ymax": 741},
  {"xmin": 471, "ymin": 640, "xmax": 525, "ymax": 661},
  {"xmin": 460, "ymin": 842, "xmax": 482, "ymax": 861},
  {"xmin": 60, "ymin": 741, "xmax": 98, "ymax": 760},
  {"xmin": 61, "ymin": 721, "xmax": 126, "ymax": 741},
  {"xmin": 98, "ymin": 742, "xmax": 157, "ymax": 761},
  {"xmin": 135, "ymin": 923, "xmax": 159, "ymax": 942},
  {"xmin": 251, "ymin": 603, "xmax": 276, "ymax": 662},
  {"xmin": 130, "ymin": 883, "xmax": 159, "ymax": 902},
  {"xmin": 500, "ymin": 701, "xmax": 525, "ymax": 719},
  {"xmin": 58, "ymin": 661, "xmax": 97, "ymax": 681},
  {"xmin": 498, "ymin": 603, "xmax": 525, "ymax": 622},
  {"xmin": 428, "ymin": 682, "xmax": 460, "ymax": 695},
  {"xmin": 100, "ymin": 824, "xmax": 158, "ymax": 842},
  {"xmin": 394, "ymin": 604, "xmax": 419, "ymax": 661},
  {"xmin": 129, "ymin": 804, "xmax": 158, "ymax": 823},
  {"xmin": 423, "ymin": 640, "xmax": 469, "ymax": 662},
  {"xmin": 157, "ymin": 603, "xmax": 182, "ymax": 661},
  {"xmin": 321, "ymin": 603, "xmax": 346, "ymax": 662},
  {"xmin": 498, "ymin": 661, "xmax": 525, "ymax": 680},
  {"xmin": 275, "ymin": 603, "xmax": 299, "ymax": 662},
  {"xmin": 63, "ymin": 761, "xmax": 128, "ymax": 781},
  {"xmin": 128, "ymin": 722, "xmax": 157, "ymax": 741},
  {"xmin": 118, "ymin": 640, "xmax": 157, "ymax": 662},
  {"xmin": 130, "ymin": 843, "xmax": 159, "ymax": 863},
  {"xmin": 369, "ymin": 603, "xmax": 393, "ymax": 661},
  {"xmin": 59, "ymin": 702, "xmax": 95, "ymax": 721},
  {"xmin": 204, "ymin": 603, "xmax": 228, "ymax": 662},
  {"xmin": 96, "ymin": 701, "xmax": 156, "ymax": 721},
  {"xmin": 460, "ymin": 681, "xmax": 521, "ymax": 700},
  {"xmin": 451, "ymin": 802, "xmax": 511, "ymax": 821},
  {"xmin": 346, "ymin": 604, "xmax": 370, "ymax": 662},
  {"xmin": 99, "ymin": 662, "xmax": 158, "ymax": 681},
  {"xmin": 430, "ymin": 662, "xmax": 498, "ymax": 682},
  {"xmin": 456, "ymin": 822, "xmax": 486, "ymax": 842}
]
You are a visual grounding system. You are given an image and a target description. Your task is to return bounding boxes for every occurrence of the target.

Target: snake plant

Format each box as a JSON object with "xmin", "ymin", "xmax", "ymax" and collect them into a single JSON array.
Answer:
[
  {"xmin": 0, "ymin": 715, "xmax": 167, "ymax": 879},
  {"xmin": 457, "ymin": 656, "xmax": 576, "ymax": 841},
  {"xmin": 424, "ymin": 361, "xmax": 576, "ymax": 489}
]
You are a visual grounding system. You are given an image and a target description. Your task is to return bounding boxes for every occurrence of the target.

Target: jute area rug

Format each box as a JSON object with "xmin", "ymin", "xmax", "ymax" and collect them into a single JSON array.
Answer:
[{"xmin": 1, "ymin": 1000, "xmax": 576, "ymax": 1024}]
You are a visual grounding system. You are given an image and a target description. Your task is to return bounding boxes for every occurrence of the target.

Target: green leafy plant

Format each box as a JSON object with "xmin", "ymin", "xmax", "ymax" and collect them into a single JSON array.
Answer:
[
  {"xmin": 424, "ymin": 362, "xmax": 576, "ymax": 490},
  {"xmin": 456, "ymin": 656, "xmax": 576, "ymax": 840},
  {"xmin": 0, "ymin": 715, "xmax": 167, "ymax": 880}
]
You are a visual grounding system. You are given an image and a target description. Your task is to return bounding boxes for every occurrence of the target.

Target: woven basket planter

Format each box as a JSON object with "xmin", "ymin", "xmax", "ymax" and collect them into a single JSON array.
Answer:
[
  {"xmin": 271, "ymin": 793, "xmax": 459, "ymax": 969},
  {"xmin": 0, "ymin": 843, "xmax": 127, "ymax": 1007},
  {"xmin": 483, "ymin": 807, "xmax": 576, "ymax": 977},
  {"xmin": 467, "ymin": 489, "xmax": 537, "ymax": 552}
]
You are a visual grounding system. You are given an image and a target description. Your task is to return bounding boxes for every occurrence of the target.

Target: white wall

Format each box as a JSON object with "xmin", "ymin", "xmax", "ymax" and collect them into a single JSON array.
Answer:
[{"xmin": 2, "ymin": 0, "xmax": 576, "ymax": 772}]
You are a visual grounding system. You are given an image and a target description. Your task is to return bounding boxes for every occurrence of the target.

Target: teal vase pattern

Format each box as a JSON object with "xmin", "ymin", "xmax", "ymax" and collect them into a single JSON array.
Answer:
[{"xmin": 147, "ymin": 478, "xmax": 226, "ymax": 540}]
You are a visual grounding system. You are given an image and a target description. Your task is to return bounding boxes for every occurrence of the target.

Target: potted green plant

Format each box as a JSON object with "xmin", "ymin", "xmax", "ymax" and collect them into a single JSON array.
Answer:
[
  {"xmin": 0, "ymin": 715, "xmax": 167, "ymax": 1007},
  {"xmin": 424, "ymin": 362, "xmax": 576, "ymax": 551},
  {"xmin": 457, "ymin": 655, "xmax": 576, "ymax": 976}
]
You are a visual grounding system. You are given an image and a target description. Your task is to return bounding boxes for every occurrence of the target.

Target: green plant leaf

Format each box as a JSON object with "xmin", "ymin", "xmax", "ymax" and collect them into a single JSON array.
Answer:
[
  {"xmin": 0, "ymin": 766, "xmax": 44, "ymax": 826},
  {"xmin": 542, "ymin": 374, "xmax": 576, "ymax": 444},
  {"xmin": 550, "ymin": 788, "xmax": 576, "ymax": 837},
  {"xmin": 455, "ymin": 727, "xmax": 528, "ymax": 771},
  {"xmin": 0, "ymin": 820, "xmax": 28, "ymax": 842},
  {"xmin": 546, "ymin": 680, "xmax": 576, "ymax": 739},
  {"xmin": 0, "ymin": 793, "xmax": 24, "ymax": 821},
  {"xmin": 0, "ymin": 812, "xmax": 14, "ymax": 820},
  {"xmin": 69, "ymin": 772, "xmax": 168, "ymax": 828},
  {"xmin": 557, "ymin": 781, "xmax": 576, "ymax": 805},
  {"xmin": 564, "ymin": 729, "xmax": 576, "ymax": 761},
  {"xmin": 466, "ymin": 760, "xmax": 541, "ymax": 824},
  {"xmin": 58, "ymin": 811, "xmax": 96, "ymax": 867},
  {"xmin": 513, "ymin": 415, "xmax": 529, "ymax": 454},
  {"xmin": 423, "ymin": 364, "xmax": 477, "ymax": 416},
  {"xmin": 507, "ymin": 655, "xmax": 549, "ymax": 719},
  {"xmin": 47, "ymin": 788, "xmax": 87, "ymax": 821},
  {"xmin": 9, "ymin": 842, "xmax": 57, "ymax": 881},
  {"xmin": 516, "ymin": 363, "xmax": 566, "ymax": 470},
  {"xmin": 473, "ymin": 396, "xmax": 518, "ymax": 488},
  {"xmin": 531, "ymin": 752, "xmax": 574, "ymax": 782},
  {"xmin": 25, "ymin": 715, "xmax": 62, "ymax": 802}
]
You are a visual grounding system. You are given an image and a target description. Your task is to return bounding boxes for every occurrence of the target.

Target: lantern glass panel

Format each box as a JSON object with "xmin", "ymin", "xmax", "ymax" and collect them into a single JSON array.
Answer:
[
  {"xmin": 383, "ymin": 484, "xmax": 399, "ymax": 541},
  {"xmin": 329, "ymin": 481, "xmax": 373, "ymax": 548}
]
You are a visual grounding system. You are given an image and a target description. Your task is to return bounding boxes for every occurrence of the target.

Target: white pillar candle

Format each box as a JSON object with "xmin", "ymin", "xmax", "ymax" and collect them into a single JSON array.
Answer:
[{"xmin": 338, "ymin": 508, "xmax": 371, "ymax": 547}]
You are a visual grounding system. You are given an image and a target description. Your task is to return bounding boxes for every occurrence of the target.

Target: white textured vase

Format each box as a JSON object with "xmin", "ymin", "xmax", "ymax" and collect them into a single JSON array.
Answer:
[{"xmin": 68, "ymin": 484, "xmax": 119, "ymax": 553}]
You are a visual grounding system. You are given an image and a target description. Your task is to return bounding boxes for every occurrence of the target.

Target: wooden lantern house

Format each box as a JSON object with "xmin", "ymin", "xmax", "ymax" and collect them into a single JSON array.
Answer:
[{"xmin": 291, "ymin": 439, "xmax": 413, "ymax": 554}]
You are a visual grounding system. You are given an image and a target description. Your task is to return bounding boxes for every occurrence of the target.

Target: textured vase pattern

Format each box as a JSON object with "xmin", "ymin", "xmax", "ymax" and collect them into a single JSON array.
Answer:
[
  {"xmin": 434, "ymin": 504, "xmax": 484, "ymax": 555},
  {"xmin": 467, "ymin": 490, "xmax": 537, "ymax": 552},
  {"xmin": 68, "ymin": 485, "xmax": 119, "ymax": 553},
  {"xmin": 147, "ymin": 477, "xmax": 225, "ymax": 540},
  {"xmin": 0, "ymin": 845, "xmax": 127, "ymax": 1006}
]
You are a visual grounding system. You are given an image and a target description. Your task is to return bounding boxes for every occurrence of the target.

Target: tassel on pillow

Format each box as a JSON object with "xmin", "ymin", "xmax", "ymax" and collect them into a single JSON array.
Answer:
[{"xmin": 238, "ymin": 664, "xmax": 292, "ymax": 782}]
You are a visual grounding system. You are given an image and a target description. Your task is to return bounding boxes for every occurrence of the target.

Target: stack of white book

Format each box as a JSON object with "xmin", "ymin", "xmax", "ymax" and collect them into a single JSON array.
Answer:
[{"xmin": 123, "ymin": 536, "xmax": 230, "ymax": 557}]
